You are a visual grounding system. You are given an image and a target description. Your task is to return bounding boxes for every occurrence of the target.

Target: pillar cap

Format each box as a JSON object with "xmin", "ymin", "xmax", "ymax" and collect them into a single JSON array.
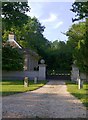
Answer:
[{"xmin": 40, "ymin": 59, "xmax": 45, "ymax": 64}]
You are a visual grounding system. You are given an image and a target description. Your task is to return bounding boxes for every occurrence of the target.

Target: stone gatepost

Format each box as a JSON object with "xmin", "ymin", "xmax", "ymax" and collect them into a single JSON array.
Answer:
[
  {"xmin": 24, "ymin": 77, "xmax": 29, "ymax": 87},
  {"xmin": 39, "ymin": 59, "xmax": 46, "ymax": 80},
  {"xmin": 71, "ymin": 63, "xmax": 79, "ymax": 82}
]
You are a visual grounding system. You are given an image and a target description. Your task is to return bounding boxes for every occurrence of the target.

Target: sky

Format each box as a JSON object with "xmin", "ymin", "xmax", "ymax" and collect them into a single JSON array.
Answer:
[{"xmin": 27, "ymin": 1, "xmax": 75, "ymax": 42}]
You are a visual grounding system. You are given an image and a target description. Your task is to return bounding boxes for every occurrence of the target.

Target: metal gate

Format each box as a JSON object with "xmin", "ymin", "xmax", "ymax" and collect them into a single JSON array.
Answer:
[{"xmin": 46, "ymin": 70, "xmax": 71, "ymax": 80}]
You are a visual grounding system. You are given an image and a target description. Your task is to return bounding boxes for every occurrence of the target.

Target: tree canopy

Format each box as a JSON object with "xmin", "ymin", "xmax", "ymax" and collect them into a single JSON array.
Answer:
[
  {"xmin": 2, "ymin": 2, "xmax": 30, "ymax": 29},
  {"xmin": 66, "ymin": 22, "xmax": 86, "ymax": 71},
  {"xmin": 70, "ymin": 1, "xmax": 88, "ymax": 74},
  {"xmin": 71, "ymin": 1, "xmax": 88, "ymax": 22}
]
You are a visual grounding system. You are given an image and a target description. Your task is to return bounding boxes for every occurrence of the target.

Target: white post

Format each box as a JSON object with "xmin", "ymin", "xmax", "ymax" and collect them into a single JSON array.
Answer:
[
  {"xmin": 78, "ymin": 78, "xmax": 81, "ymax": 89},
  {"xmin": 39, "ymin": 64, "xmax": 46, "ymax": 80}
]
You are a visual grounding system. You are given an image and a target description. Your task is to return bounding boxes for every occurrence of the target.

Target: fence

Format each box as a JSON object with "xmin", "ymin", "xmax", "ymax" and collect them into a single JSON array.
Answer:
[{"xmin": 2, "ymin": 71, "xmax": 39, "ymax": 80}]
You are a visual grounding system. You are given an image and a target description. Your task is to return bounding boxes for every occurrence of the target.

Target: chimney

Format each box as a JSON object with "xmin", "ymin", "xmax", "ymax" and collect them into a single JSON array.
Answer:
[
  {"xmin": 8, "ymin": 32, "xmax": 15, "ymax": 41},
  {"xmin": 7, "ymin": 32, "xmax": 22, "ymax": 49}
]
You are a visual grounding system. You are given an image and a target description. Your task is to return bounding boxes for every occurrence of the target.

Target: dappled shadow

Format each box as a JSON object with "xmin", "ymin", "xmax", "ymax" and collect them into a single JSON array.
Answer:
[
  {"xmin": 2, "ymin": 80, "xmax": 24, "ymax": 85},
  {"xmin": 44, "ymin": 80, "xmax": 67, "ymax": 85},
  {"xmin": 84, "ymin": 88, "xmax": 88, "ymax": 91},
  {"xmin": 2, "ymin": 91, "xmax": 26, "ymax": 97},
  {"xmin": 69, "ymin": 92, "xmax": 88, "ymax": 108}
]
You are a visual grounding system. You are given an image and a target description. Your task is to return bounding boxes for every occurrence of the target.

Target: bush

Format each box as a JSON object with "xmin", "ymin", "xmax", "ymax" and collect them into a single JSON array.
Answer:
[{"xmin": 2, "ymin": 45, "xmax": 24, "ymax": 71}]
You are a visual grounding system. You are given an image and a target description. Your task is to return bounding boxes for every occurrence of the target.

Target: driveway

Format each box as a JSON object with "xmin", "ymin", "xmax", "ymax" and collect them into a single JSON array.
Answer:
[{"xmin": 2, "ymin": 80, "xmax": 87, "ymax": 118}]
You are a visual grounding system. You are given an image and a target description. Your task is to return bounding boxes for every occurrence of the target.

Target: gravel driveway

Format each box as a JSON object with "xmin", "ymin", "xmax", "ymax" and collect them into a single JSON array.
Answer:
[{"xmin": 2, "ymin": 80, "xmax": 87, "ymax": 118}]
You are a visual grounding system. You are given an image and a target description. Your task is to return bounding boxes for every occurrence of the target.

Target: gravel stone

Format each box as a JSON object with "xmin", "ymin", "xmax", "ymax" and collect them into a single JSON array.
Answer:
[{"xmin": 2, "ymin": 80, "xmax": 87, "ymax": 118}]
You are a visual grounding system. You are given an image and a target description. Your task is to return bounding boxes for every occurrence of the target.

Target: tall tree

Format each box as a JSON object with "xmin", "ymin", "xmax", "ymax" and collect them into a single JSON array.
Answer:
[
  {"xmin": 70, "ymin": 1, "xmax": 88, "ymax": 73},
  {"xmin": 66, "ymin": 21, "xmax": 88, "ymax": 73},
  {"xmin": 46, "ymin": 40, "xmax": 72, "ymax": 73}
]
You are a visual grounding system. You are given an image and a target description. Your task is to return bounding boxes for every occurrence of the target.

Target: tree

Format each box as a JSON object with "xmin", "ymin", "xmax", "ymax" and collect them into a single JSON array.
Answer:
[
  {"xmin": 66, "ymin": 22, "xmax": 85, "ymax": 49},
  {"xmin": 70, "ymin": 1, "xmax": 88, "ymax": 73},
  {"xmin": 71, "ymin": 1, "xmax": 88, "ymax": 22},
  {"xmin": 2, "ymin": 45, "xmax": 24, "ymax": 71},
  {"xmin": 2, "ymin": 1, "xmax": 30, "ymax": 43},
  {"xmin": 83, "ymin": 18, "xmax": 88, "ymax": 73},
  {"xmin": 46, "ymin": 40, "xmax": 72, "ymax": 73},
  {"xmin": 66, "ymin": 21, "xmax": 88, "ymax": 73},
  {"xmin": 16, "ymin": 17, "xmax": 50, "ymax": 61},
  {"xmin": 2, "ymin": 2, "xmax": 30, "ymax": 29}
]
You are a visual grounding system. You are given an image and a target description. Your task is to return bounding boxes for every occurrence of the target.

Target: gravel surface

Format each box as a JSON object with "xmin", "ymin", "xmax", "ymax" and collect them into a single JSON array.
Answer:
[{"xmin": 2, "ymin": 80, "xmax": 87, "ymax": 118}]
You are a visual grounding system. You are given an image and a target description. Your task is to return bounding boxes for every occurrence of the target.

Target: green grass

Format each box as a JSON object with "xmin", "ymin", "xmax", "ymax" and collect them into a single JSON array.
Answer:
[
  {"xmin": 1, "ymin": 79, "xmax": 47, "ymax": 96},
  {"xmin": 66, "ymin": 81, "xmax": 88, "ymax": 109}
]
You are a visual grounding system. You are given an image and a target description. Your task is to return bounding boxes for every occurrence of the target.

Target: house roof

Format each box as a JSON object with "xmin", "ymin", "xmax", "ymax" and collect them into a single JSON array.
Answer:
[
  {"xmin": 7, "ymin": 40, "xmax": 22, "ymax": 49},
  {"xmin": 22, "ymin": 48, "xmax": 40, "ymax": 59},
  {"xmin": 5, "ymin": 34, "xmax": 40, "ymax": 59}
]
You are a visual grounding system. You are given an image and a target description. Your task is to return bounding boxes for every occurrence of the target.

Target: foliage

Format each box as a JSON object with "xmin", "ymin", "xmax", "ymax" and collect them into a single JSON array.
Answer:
[
  {"xmin": 71, "ymin": 1, "xmax": 88, "ymax": 22},
  {"xmin": 2, "ymin": 45, "xmax": 24, "ymax": 71},
  {"xmin": 2, "ymin": 1, "xmax": 30, "ymax": 44},
  {"xmin": 19, "ymin": 17, "xmax": 48, "ymax": 50},
  {"xmin": 2, "ymin": 2, "xmax": 30, "ymax": 29},
  {"xmin": 70, "ymin": 0, "xmax": 88, "ymax": 73},
  {"xmin": 1, "ymin": 80, "xmax": 47, "ymax": 96},
  {"xmin": 46, "ymin": 41, "xmax": 72, "ymax": 72},
  {"xmin": 66, "ymin": 22, "xmax": 85, "ymax": 48},
  {"xmin": 83, "ymin": 18, "xmax": 88, "ymax": 73},
  {"xmin": 66, "ymin": 21, "xmax": 88, "ymax": 73},
  {"xmin": 66, "ymin": 81, "xmax": 88, "ymax": 108}
]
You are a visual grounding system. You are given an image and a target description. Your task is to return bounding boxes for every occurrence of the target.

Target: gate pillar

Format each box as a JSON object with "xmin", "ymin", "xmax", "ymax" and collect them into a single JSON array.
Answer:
[{"xmin": 39, "ymin": 59, "xmax": 46, "ymax": 80}]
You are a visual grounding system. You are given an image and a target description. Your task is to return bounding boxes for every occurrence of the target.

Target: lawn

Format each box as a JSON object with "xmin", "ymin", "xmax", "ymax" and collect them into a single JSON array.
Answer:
[
  {"xmin": 1, "ymin": 79, "xmax": 47, "ymax": 96},
  {"xmin": 66, "ymin": 81, "xmax": 88, "ymax": 109}
]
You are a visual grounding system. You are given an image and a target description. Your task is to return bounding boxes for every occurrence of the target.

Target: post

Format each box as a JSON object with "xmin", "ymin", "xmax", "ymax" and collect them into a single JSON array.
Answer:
[
  {"xmin": 24, "ymin": 77, "xmax": 29, "ymax": 87},
  {"xmin": 71, "ymin": 63, "xmax": 79, "ymax": 82},
  {"xmin": 80, "ymin": 80, "xmax": 83, "ymax": 88},
  {"xmin": 39, "ymin": 64, "xmax": 46, "ymax": 80},
  {"xmin": 78, "ymin": 78, "xmax": 81, "ymax": 89},
  {"xmin": 34, "ymin": 77, "xmax": 37, "ymax": 84},
  {"xmin": 78, "ymin": 78, "xmax": 83, "ymax": 89}
]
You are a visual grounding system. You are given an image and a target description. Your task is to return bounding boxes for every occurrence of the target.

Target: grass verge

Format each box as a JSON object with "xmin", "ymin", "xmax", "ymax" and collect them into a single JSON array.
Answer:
[
  {"xmin": 66, "ymin": 81, "xmax": 88, "ymax": 109},
  {"xmin": 1, "ymin": 79, "xmax": 47, "ymax": 96}
]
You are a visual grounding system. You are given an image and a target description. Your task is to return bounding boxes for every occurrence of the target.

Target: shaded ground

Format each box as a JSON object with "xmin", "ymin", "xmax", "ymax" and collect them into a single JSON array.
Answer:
[{"xmin": 2, "ymin": 80, "xmax": 87, "ymax": 118}]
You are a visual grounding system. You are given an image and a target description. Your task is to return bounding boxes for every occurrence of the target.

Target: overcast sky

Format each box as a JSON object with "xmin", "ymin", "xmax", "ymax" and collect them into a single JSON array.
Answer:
[{"xmin": 27, "ymin": 1, "xmax": 75, "ymax": 42}]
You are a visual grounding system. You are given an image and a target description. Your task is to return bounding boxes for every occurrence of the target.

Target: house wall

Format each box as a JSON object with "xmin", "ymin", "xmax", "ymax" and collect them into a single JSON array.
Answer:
[
  {"xmin": 24, "ymin": 53, "xmax": 38, "ymax": 71},
  {"xmin": 28, "ymin": 54, "xmax": 38, "ymax": 71}
]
